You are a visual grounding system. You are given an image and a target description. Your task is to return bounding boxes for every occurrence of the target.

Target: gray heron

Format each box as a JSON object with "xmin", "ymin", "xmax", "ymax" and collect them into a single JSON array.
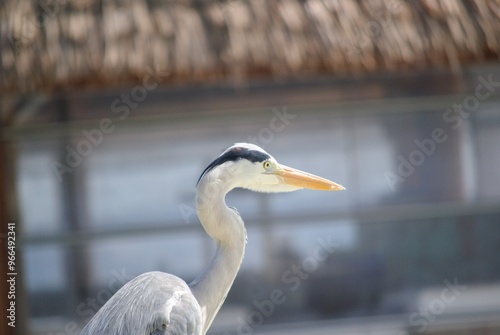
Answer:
[{"xmin": 80, "ymin": 143, "xmax": 345, "ymax": 335}]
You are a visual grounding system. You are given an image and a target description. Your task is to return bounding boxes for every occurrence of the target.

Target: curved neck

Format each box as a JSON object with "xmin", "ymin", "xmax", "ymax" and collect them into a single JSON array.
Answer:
[{"xmin": 189, "ymin": 180, "xmax": 246, "ymax": 334}]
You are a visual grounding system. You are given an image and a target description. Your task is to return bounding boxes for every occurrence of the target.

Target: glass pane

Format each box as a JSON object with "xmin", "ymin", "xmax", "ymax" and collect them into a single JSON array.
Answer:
[
  {"xmin": 17, "ymin": 141, "xmax": 64, "ymax": 233},
  {"xmin": 23, "ymin": 244, "xmax": 67, "ymax": 292},
  {"xmin": 476, "ymin": 106, "xmax": 500, "ymax": 199},
  {"xmin": 88, "ymin": 232, "xmax": 212, "ymax": 287}
]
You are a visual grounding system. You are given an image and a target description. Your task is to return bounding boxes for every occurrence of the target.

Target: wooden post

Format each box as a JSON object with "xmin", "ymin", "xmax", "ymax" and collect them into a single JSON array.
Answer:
[{"xmin": 1, "ymin": 120, "xmax": 19, "ymax": 335}]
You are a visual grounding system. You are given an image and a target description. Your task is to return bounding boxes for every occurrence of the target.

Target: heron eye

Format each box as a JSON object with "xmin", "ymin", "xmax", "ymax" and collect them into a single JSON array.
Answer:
[{"xmin": 263, "ymin": 161, "xmax": 271, "ymax": 169}]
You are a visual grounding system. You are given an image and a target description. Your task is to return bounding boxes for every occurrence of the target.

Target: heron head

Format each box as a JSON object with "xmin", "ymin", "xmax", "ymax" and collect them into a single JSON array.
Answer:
[{"xmin": 197, "ymin": 143, "xmax": 345, "ymax": 193}]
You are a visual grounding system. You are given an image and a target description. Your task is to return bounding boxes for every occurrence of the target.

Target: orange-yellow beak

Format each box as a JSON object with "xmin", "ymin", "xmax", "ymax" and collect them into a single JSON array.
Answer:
[{"xmin": 275, "ymin": 165, "xmax": 345, "ymax": 191}]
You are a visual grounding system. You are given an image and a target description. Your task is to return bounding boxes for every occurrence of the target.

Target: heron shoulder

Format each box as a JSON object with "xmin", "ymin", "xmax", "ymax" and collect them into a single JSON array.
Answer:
[{"xmin": 80, "ymin": 271, "xmax": 202, "ymax": 335}]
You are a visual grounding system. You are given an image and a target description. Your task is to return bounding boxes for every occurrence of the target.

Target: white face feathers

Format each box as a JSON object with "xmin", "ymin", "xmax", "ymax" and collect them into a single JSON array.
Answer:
[{"xmin": 198, "ymin": 143, "xmax": 345, "ymax": 194}]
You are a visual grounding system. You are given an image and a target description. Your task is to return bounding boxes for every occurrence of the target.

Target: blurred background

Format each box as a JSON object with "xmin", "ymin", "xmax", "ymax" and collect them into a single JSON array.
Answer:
[{"xmin": 1, "ymin": 1, "xmax": 500, "ymax": 335}]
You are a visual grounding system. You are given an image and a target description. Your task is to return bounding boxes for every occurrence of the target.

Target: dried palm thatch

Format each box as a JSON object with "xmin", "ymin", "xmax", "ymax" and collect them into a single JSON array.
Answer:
[{"xmin": 1, "ymin": 0, "xmax": 500, "ymax": 94}]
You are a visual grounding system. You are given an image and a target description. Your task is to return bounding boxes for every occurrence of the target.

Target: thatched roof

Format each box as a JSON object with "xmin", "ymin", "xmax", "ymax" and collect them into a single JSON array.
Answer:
[{"xmin": 2, "ymin": 0, "xmax": 500, "ymax": 94}]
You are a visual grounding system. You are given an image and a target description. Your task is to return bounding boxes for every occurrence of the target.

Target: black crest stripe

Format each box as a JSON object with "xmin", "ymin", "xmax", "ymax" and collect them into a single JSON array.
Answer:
[{"xmin": 197, "ymin": 147, "xmax": 270, "ymax": 184}]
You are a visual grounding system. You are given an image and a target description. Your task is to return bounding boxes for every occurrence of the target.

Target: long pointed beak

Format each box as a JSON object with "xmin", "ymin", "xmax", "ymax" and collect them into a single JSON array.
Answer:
[{"xmin": 276, "ymin": 164, "xmax": 345, "ymax": 191}]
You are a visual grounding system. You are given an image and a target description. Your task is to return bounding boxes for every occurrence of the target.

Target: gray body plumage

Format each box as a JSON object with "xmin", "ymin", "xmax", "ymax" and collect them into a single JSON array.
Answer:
[{"xmin": 80, "ymin": 272, "xmax": 202, "ymax": 335}]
